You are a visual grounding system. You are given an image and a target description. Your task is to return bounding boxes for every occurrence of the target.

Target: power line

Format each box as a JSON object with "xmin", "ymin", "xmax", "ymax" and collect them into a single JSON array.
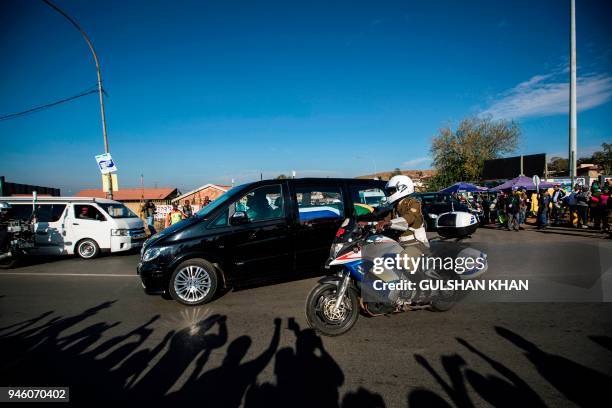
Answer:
[{"xmin": 0, "ymin": 86, "xmax": 100, "ymax": 121}]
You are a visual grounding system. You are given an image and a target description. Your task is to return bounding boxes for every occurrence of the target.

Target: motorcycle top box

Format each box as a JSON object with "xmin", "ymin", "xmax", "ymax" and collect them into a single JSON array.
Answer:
[{"xmin": 436, "ymin": 211, "xmax": 479, "ymax": 238}]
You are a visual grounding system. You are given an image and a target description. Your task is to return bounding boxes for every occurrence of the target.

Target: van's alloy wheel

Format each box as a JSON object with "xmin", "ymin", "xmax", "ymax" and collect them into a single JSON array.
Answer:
[
  {"xmin": 169, "ymin": 259, "xmax": 218, "ymax": 305},
  {"xmin": 76, "ymin": 239, "xmax": 99, "ymax": 259}
]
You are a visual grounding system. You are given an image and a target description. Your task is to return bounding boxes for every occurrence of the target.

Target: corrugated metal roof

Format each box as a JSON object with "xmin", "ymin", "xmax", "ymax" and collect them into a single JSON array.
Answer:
[{"xmin": 75, "ymin": 188, "xmax": 178, "ymax": 201}]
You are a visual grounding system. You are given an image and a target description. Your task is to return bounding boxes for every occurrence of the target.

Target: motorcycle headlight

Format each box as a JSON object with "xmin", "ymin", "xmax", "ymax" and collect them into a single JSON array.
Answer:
[
  {"xmin": 333, "ymin": 243, "xmax": 344, "ymax": 257},
  {"xmin": 142, "ymin": 246, "xmax": 170, "ymax": 262},
  {"xmin": 111, "ymin": 229, "xmax": 129, "ymax": 236},
  {"xmin": 428, "ymin": 213, "xmax": 438, "ymax": 219}
]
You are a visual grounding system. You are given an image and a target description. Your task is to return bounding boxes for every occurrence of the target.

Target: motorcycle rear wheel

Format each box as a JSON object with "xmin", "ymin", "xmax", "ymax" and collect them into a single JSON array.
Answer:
[{"xmin": 305, "ymin": 282, "xmax": 359, "ymax": 336}]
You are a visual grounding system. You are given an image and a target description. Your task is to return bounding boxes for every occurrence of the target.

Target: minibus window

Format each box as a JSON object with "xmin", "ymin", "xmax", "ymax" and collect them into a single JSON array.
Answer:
[
  {"xmin": 98, "ymin": 203, "xmax": 137, "ymax": 219},
  {"xmin": 74, "ymin": 205, "xmax": 106, "ymax": 221}
]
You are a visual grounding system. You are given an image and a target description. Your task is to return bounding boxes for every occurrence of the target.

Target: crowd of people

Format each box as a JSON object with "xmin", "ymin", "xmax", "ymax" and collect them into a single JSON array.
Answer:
[
  {"xmin": 140, "ymin": 196, "xmax": 212, "ymax": 235},
  {"xmin": 458, "ymin": 180, "xmax": 612, "ymax": 233}
]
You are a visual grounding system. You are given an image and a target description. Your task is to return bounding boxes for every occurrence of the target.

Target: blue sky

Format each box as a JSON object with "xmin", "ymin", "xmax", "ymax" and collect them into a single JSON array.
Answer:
[{"xmin": 1, "ymin": 0, "xmax": 611, "ymax": 193}]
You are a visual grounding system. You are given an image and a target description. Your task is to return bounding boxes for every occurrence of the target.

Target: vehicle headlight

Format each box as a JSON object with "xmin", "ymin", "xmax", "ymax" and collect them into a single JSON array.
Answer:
[
  {"xmin": 111, "ymin": 229, "xmax": 129, "ymax": 236},
  {"xmin": 333, "ymin": 243, "xmax": 344, "ymax": 256},
  {"xmin": 142, "ymin": 246, "xmax": 170, "ymax": 262},
  {"xmin": 428, "ymin": 213, "xmax": 438, "ymax": 219}
]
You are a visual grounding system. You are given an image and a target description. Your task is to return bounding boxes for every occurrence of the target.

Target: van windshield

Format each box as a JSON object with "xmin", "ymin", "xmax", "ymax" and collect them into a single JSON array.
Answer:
[
  {"xmin": 98, "ymin": 203, "xmax": 138, "ymax": 219},
  {"xmin": 195, "ymin": 184, "xmax": 247, "ymax": 218}
]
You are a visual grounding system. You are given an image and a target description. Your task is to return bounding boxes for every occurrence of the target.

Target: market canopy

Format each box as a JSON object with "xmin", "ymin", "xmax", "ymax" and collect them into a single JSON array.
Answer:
[
  {"xmin": 438, "ymin": 182, "xmax": 488, "ymax": 194},
  {"xmin": 488, "ymin": 175, "xmax": 555, "ymax": 192}
]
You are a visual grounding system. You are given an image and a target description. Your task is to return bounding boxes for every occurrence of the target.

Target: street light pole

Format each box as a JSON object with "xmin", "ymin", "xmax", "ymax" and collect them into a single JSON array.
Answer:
[
  {"xmin": 42, "ymin": 0, "xmax": 114, "ymax": 199},
  {"xmin": 569, "ymin": 0, "xmax": 577, "ymax": 186}
]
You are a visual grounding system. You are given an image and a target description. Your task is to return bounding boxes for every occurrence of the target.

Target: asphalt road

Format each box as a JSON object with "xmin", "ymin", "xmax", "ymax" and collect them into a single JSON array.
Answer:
[{"xmin": 1, "ymin": 225, "xmax": 611, "ymax": 407}]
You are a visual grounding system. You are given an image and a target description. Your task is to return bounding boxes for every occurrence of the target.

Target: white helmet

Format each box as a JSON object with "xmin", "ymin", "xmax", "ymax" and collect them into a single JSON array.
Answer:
[{"xmin": 385, "ymin": 175, "xmax": 414, "ymax": 204}]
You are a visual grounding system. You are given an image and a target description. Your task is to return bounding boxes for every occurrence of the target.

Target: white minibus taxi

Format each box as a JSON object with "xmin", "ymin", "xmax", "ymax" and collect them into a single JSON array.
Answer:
[{"xmin": 2, "ymin": 196, "xmax": 146, "ymax": 259}]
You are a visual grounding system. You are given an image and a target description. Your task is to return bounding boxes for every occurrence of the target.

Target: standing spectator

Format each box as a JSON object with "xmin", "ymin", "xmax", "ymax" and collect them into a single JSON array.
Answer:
[
  {"xmin": 566, "ymin": 185, "xmax": 579, "ymax": 227},
  {"xmin": 606, "ymin": 186, "xmax": 612, "ymax": 235},
  {"xmin": 576, "ymin": 186, "xmax": 589, "ymax": 229},
  {"xmin": 590, "ymin": 184, "xmax": 602, "ymax": 230},
  {"xmin": 537, "ymin": 189, "xmax": 551, "ymax": 229},
  {"xmin": 507, "ymin": 190, "xmax": 521, "ymax": 231},
  {"xmin": 497, "ymin": 192, "xmax": 507, "ymax": 226},
  {"xmin": 165, "ymin": 203, "xmax": 186, "ymax": 228},
  {"xmin": 550, "ymin": 184, "xmax": 565, "ymax": 225},
  {"xmin": 143, "ymin": 200, "xmax": 157, "ymax": 235},
  {"xmin": 182, "ymin": 200, "xmax": 193, "ymax": 218},
  {"xmin": 599, "ymin": 187, "xmax": 609, "ymax": 232},
  {"xmin": 518, "ymin": 188, "xmax": 528, "ymax": 229},
  {"xmin": 481, "ymin": 194, "xmax": 491, "ymax": 225}
]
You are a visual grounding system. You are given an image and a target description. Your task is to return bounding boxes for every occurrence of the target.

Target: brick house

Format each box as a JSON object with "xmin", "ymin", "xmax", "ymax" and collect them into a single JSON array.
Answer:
[
  {"xmin": 171, "ymin": 184, "xmax": 231, "ymax": 206},
  {"xmin": 75, "ymin": 187, "xmax": 179, "ymax": 216}
]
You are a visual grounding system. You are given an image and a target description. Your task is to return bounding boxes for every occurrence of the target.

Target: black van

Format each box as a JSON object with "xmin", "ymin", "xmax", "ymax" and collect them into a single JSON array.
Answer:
[{"xmin": 138, "ymin": 178, "xmax": 387, "ymax": 305}]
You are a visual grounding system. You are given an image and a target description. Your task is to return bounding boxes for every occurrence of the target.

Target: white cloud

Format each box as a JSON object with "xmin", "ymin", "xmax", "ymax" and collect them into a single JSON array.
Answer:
[
  {"xmin": 402, "ymin": 156, "xmax": 431, "ymax": 168},
  {"xmin": 480, "ymin": 69, "xmax": 612, "ymax": 120}
]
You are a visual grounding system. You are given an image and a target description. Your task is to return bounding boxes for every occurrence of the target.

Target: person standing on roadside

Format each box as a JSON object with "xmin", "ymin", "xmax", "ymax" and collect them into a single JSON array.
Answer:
[
  {"xmin": 599, "ymin": 187, "xmax": 609, "ymax": 232},
  {"xmin": 506, "ymin": 190, "xmax": 520, "ymax": 231},
  {"xmin": 550, "ymin": 184, "xmax": 565, "ymax": 225},
  {"xmin": 481, "ymin": 194, "xmax": 491, "ymax": 225},
  {"xmin": 518, "ymin": 188, "xmax": 528, "ymax": 229},
  {"xmin": 182, "ymin": 200, "xmax": 193, "ymax": 218},
  {"xmin": 537, "ymin": 189, "xmax": 551, "ymax": 229},
  {"xmin": 567, "ymin": 185, "xmax": 579, "ymax": 227},
  {"xmin": 165, "ymin": 203, "xmax": 186, "ymax": 228},
  {"xmin": 576, "ymin": 186, "xmax": 589, "ymax": 229},
  {"xmin": 590, "ymin": 184, "xmax": 603, "ymax": 230},
  {"xmin": 143, "ymin": 199, "xmax": 157, "ymax": 235},
  {"xmin": 497, "ymin": 192, "xmax": 507, "ymax": 226}
]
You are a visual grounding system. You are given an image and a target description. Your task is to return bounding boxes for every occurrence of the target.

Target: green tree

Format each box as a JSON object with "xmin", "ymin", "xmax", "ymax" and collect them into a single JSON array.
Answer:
[
  {"xmin": 427, "ymin": 116, "xmax": 520, "ymax": 190},
  {"xmin": 548, "ymin": 156, "xmax": 569, "ymax": 174},
  {"xmin": 391, "ymin": 168, "xmax": 402, "ymax": 176},
  {"xmin": 275, "ymin": 174, "xmax": 289, "ymax": 179},
  {"xmin": 578, "ymin": 143, "xmax": 612, "ymax": 174}
]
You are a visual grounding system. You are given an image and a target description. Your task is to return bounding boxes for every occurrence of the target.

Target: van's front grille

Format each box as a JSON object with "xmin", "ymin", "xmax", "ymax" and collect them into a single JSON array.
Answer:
[{"xmin": 128, "ymin": 228, "xmax": 146, "ymax": 237}]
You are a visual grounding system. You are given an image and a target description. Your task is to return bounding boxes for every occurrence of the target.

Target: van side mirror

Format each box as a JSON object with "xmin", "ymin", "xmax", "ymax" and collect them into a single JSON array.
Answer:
[{"xmin": 230, "ymin": 211, "xmax": 249, "ymax": 225}]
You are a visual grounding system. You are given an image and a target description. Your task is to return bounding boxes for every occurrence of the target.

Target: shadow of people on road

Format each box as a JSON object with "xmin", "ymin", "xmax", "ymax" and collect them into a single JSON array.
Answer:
[
  {"xmin": 456, "ymin": 337, "xmax": 546, "ymax": 407},
  {"xmin": 245, "ymin": 318, "xmax": 346, "ymax": 408},
  {"xmin": 1, "ymin": 304, "xmax": 385, "ymax": 407},
  {"xmin": 496, "ymin": 326, "xmax": 612, "ymax": 407},
  {"xmin": 169, "ymin": 318, "xmax": 281, "ymax": 407}
]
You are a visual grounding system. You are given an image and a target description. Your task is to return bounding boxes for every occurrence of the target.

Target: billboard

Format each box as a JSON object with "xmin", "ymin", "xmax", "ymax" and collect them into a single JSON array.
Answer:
[{"xmin": 482, "ymin": 153, "xmax": 547, "ymax": 180}]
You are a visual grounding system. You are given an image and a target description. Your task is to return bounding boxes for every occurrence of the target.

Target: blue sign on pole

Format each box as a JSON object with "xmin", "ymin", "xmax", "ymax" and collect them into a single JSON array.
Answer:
[{"xmin": 95, "ymin": 153, "xmax": 117, "ymax": 174}]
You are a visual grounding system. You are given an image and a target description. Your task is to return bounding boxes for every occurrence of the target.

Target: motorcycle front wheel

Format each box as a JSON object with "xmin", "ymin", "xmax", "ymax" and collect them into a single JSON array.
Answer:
[
  {"xmin": 0, "ymin": 255, "xmax": 18, "ymax": 269},
  {"xmin": 305, "ymin": 282, "xmax": 359, "ymax": 336}
]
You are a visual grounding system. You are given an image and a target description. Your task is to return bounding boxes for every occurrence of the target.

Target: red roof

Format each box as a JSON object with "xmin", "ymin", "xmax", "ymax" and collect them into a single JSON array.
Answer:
[{"xmin": 75, "ymin": 188, "xmax": 178, "ymax": 201}]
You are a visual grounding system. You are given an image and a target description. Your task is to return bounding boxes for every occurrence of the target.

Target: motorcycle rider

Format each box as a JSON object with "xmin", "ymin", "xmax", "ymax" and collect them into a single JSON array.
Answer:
[{"xmin": 376, "ymin": 175, "xmax": 429, "ymax": 273}]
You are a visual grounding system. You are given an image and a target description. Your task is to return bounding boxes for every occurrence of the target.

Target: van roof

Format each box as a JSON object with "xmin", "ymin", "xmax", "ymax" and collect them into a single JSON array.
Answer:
[{"xmin": 0, "ymin": 196, "xmax": 121, "ymax": 205}]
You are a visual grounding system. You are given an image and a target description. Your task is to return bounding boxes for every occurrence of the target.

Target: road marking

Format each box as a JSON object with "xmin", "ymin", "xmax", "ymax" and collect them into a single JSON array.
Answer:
[{"xmin": 0, "ymin": 272, "xmax": 136, "ymax": 277}]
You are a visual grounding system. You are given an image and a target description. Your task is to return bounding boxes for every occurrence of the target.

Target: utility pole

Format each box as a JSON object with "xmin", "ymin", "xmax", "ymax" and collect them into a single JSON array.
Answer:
[
  {"xmin": 569, "ymin": 0, "xmax": 577, "ymax": 186},
  {"xmin": 42, "ymin": 0, "xmax": 114, "ymax": 199}
]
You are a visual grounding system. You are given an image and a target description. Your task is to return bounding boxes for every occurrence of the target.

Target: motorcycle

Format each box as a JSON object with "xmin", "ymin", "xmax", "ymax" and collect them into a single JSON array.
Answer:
[
  {"xmin": 0, "ymin": 219, "xmax": 36, "ymax": 269},
  {"xmin": 305, "ymin": 217, "xmax": 488, "ymax": 336}
]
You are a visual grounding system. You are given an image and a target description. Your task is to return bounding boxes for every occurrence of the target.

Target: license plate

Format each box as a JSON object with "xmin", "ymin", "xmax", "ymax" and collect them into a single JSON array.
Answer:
[{"xmin": 132, "ymin": 233, "xmax": 146, "ymax": 240}]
